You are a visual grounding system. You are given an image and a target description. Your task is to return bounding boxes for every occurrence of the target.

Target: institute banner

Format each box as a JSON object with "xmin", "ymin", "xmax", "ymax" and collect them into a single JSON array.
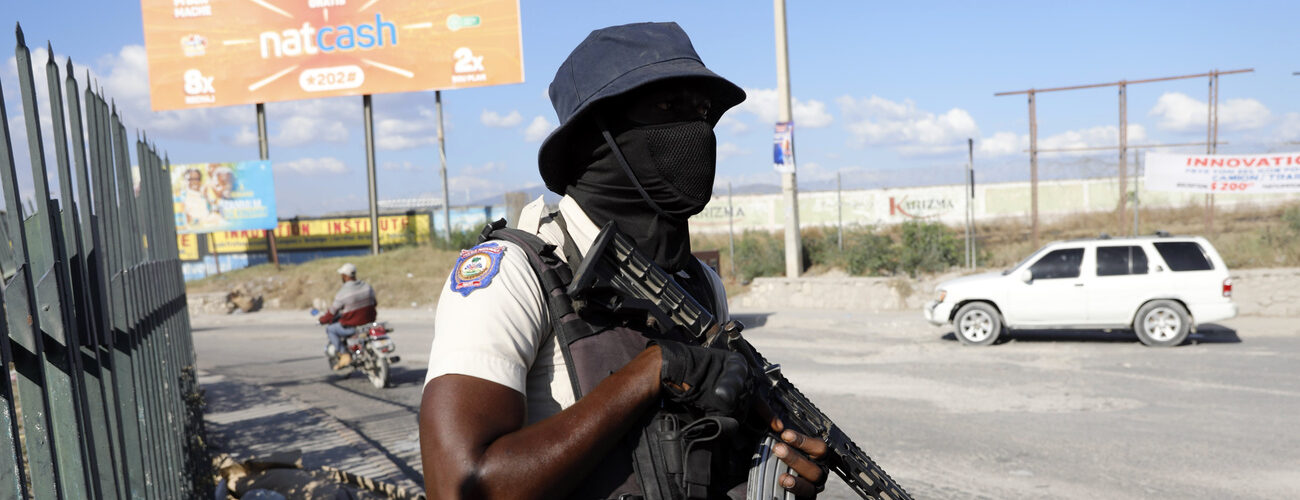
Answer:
[
  {"xmin": 172, "ymin": 160, "xmax": 278, "ymax": 234},
  {"xmin": 141, "ymin": 0, "xmax": 524, "ymax": 110},
  {"xmin": 1145, "ymin": 152, "xmax": 1300, "ymax": 194}
]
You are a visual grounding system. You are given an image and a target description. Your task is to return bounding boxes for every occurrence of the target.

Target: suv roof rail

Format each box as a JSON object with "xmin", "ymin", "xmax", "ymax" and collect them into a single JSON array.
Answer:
[{"xmin": 1154, "ymin": 230, "xmax": 1171, "ymax": 237}]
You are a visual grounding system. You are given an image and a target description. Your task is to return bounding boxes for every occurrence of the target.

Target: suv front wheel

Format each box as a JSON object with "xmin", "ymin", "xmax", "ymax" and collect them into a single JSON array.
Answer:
[
  {"xmin": 1134, "ymin": 300, "xmax": 1191, "ymax": 347},
  {"xmin": 954, "ymin": 302, "xmax": 1002, "ymax": 346}
]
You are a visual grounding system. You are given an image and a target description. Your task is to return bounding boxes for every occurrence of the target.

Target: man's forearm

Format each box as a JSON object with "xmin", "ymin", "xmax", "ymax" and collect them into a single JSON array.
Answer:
[{"xmin": 421, "ymin": 346, "xmax": 663, "ymax": 499}]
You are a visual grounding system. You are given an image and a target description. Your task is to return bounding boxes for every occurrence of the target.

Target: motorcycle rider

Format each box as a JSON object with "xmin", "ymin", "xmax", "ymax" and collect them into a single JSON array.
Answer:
[{"xmin": 320, "ymin": 263, "xmax": 377, "ymax": 370}]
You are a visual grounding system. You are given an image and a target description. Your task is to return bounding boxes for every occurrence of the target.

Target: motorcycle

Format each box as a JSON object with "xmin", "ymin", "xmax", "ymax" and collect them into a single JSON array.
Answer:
[{"xmin": 314, "ymin": 310, "xmax": 401, "ymax": 389}]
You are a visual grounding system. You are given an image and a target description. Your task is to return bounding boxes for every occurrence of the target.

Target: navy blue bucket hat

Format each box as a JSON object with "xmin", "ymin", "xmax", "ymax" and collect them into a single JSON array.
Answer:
[{"xmin": 538, "ymin": 22, "xmax": 746, "ymax": 194}]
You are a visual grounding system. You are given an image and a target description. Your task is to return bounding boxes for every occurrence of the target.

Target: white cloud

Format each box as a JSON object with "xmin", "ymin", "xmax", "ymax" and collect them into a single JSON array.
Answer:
[
  {"xmin": 277, "ymin": 114, "xmax": 348, "ymax": 147},
  {"xmin": 460, "ymin": 162, "xmax": 505, "ymax": 176},
  {"xmin": 225, "ymin": 125, "xmax": 260, "ymax": 147},
  {"xmin": 260, "ymin": 98, "xmax": 354, "ymax": 148},
  {"xmin": 1039, "ymin": 124, "xmax": 1148, "ymax": 154},
  {"xmin": 716, "ymin": 142, "xmax": 749, "ymax": 161},
  {"xmin": 979, "ymin": 131, "xmax": 1026, "ymax": 156},
  {"xmin": 89, "ymin": 45, "xmax": 254, "ymax": 141},
  {"xmin": 732, "ymin": 88, "xmax": 833, "ymax": 128},
  {"xmin": 448, "ymin": 175, "xmax": 504, "ymax": 203},
  {"xmin": 480, "ymin": 110, "xmax": 523, "ymax": 128},
  {"xmin": 1273, "ymin": 112, "xmax": 1300, "ymax": 142},
  {"xmin": 717, "ymin": 115, "xmax": 750, "ymax": 134},
  {"xmin": 837, "ymin": 95, "xmax": 978, "ymax": 155},
  {"xmin": 381, "ymin": 161, "xmax": 421, "ymax": 171},
  {"xmin": 973, "ymin": 125, "xmax": 1147, "ymax": 157},
  {"xmin": 1148, "ymin": 92, "xmax": 1270, "ymax": 132},
  {"xmin": 276, "ymin": 157, "xmax": 348, "ymax": 175},
  {"xmin": 524, "ymin": 115, "xmax": 555, "ymax": 142},
  {"xmin": 375, "ymin": 117, "xmax": 435, "ymax": 150}
]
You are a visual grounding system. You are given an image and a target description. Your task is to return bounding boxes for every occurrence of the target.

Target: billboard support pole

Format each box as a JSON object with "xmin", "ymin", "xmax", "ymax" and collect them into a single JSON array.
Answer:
[
  {"xmin": 256, "ymin": 102, "xmax": 280, "ymax": 269},
  {"xmin": 363, "ymin": 95, "xmax": 380, "ymax": 255},
  {"xmin": 436, "ymin": 90, "xmax": 452, "ymax": 243}
]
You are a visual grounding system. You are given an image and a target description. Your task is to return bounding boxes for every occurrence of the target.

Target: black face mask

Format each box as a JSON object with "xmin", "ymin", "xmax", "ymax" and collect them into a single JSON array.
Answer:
[{"xmin": 566, "ymin": 119, "xmax": 716, "ymax": 272}]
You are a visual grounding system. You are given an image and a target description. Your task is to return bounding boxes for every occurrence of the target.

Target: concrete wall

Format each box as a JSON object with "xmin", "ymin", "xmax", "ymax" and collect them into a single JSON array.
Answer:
[{"xmin": 692, "ymin": 177, "xmax": 1300, "ymax": 234}]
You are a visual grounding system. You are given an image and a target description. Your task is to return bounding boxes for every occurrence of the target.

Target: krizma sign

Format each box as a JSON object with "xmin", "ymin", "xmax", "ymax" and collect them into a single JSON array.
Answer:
[{"xmin": 141, "ymin": 0, "xmax": 524, "ymax": 110}]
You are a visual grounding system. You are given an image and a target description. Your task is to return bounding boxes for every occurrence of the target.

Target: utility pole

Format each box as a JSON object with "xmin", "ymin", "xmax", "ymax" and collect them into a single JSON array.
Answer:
[
  {"xmin": 836, "ymin": 172, "xmax": 843, "ymax": 251},
  {"xmin": 774, "ymin": 0, "xmax": 802, "ymax": 277},
  {"xmin": 966, "ymin": 138, "xmax": 974, "ymax": 269},
  {"xmin": 728, "ymin": 182, "xmax": 736, "ymax": 281},
  {"xmin": 436, "ymin": 90, "xmax": 452, "ymax": 243}
]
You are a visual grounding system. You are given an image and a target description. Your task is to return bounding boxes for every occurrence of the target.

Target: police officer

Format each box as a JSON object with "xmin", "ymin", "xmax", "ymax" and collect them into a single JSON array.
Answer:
[{"xmin": 419, "ymin": 23, "xmax": 827, "ymax": 499}]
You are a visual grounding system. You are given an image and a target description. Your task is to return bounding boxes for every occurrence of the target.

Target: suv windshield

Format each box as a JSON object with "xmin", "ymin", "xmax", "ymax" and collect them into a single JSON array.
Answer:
[{"xmin": 1003, "ymin": 249, "xmax": 1042, "ymax": 275}]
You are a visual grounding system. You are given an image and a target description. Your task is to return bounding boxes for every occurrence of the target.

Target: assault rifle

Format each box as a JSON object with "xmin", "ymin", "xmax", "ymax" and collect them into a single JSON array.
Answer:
[{"xmin": 569, "ymin": 223, "xmax": 911, "ymax": 500}]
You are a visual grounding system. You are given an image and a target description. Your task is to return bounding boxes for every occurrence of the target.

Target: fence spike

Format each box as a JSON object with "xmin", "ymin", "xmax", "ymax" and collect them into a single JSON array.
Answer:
[
  {"xmin": 15, "ymin": 22, "xmax": 24, "ymax": 46},
  {"xmin": 46, "ymin": 41, "xmax": 54, "ymax": 64},
  {"xmin": 65, "ymin": 56, "xmax": 73, "ymax": 74}
]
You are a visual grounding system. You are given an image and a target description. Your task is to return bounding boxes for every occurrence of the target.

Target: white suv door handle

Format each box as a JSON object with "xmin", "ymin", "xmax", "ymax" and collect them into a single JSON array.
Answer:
[{"xmin": 1074, "ymin": 283, "xmax": 1084, "ymax": 287}]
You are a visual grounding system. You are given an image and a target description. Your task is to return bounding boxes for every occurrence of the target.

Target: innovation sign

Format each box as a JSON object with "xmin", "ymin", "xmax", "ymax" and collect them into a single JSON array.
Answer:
[
  {"xmin": 141, "ymin": 0, "xmax": 524, "ymax": 110},
  {"xmin": 1145, "ymin": 152, "xmax": 1300, "ymax": 194}
]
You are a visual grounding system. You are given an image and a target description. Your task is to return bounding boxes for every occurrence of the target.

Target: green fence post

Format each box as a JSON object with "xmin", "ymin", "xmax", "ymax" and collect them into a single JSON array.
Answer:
[{"xmin": 13, "ymin": 25, "xmax": 92, "ymax": 500}]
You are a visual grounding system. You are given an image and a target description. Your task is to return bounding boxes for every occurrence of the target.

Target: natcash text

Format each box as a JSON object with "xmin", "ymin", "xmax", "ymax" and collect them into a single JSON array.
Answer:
[{"xmin": 260, "ymin": 13, "xmax": 397, "ymax": 58}]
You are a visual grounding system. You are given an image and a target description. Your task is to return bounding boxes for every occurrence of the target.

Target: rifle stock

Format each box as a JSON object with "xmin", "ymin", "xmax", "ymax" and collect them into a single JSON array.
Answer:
[{"xmin": 570, "ymin": 223, "xmax": 911, "ymax": 500}]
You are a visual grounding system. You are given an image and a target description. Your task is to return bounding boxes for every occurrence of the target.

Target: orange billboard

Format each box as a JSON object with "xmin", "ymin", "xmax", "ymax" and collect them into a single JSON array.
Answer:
[{"xmin": 141, "ymin": 0, "xmax": 524, "ymax": 111}]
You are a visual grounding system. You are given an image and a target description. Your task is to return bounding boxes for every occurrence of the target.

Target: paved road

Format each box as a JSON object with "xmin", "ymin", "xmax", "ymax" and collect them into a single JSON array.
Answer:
[{"xmin": 193, "ymin": 308, "xmax": 1300, "ymax": 499}]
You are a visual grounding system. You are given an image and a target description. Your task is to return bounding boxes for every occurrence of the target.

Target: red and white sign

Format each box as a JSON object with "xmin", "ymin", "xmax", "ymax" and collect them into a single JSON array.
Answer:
[{"xmin": 1145, "ymin": 152, "xmax": 1300, "ymax": 193}]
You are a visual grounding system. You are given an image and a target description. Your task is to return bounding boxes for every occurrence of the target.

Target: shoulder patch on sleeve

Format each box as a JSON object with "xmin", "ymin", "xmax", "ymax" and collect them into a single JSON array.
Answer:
[{"xmin": 450, "ymin": 242, "xmax": 507, "ymax": 296}]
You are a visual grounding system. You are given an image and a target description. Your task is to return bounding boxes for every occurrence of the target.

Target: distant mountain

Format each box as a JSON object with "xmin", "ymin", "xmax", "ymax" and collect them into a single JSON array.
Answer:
[{"xmin": 467, "ymin": 186, "xmax": 559, "ymax": 206}]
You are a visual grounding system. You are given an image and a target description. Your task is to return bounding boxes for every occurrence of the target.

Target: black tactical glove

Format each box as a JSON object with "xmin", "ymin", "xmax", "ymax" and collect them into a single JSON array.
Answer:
[{"xmin": 652, "ymin": 339, "xmax": 752, "ymax": 416}]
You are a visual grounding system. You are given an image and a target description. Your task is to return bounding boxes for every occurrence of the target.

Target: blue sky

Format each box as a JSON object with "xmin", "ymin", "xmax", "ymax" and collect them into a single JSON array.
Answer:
[{"xmin": 3, "ymin": 1, "xmax": 1298, "ymax": 217}]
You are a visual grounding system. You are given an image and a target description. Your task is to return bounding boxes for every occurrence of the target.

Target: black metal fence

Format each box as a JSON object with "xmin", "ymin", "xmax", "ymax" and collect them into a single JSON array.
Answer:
[{"xmin": 0, "ymin": 25, "xmax": 204, "ymax": 498}]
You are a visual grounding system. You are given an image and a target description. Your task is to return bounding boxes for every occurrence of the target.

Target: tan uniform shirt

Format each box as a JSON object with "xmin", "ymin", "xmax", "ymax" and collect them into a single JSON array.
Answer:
[{"xmin": 425, "ymin": 196, "xmax": 729, "ymax": 425}]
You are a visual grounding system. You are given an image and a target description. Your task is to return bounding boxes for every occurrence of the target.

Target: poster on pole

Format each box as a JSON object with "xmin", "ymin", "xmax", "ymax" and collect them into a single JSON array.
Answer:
[
  {"xmin": 140, "ymin": 0, "xmax": 524, "ymax": 110},
  {"xmin": 171, "ymin": 160, "xmax": 278, "ymax": 234},
  {"xmin": 773, "ymin": 121, "xmax": 795, "ymax": 173},
  {"xmin": 1145, "ymin": 152, "xmax": 1300, "ymax": 193}
]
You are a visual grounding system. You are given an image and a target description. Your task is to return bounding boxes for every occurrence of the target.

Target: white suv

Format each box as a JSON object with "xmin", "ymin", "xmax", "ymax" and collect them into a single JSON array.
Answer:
[{"xmin": 923, "ymin": 235, "xmax": 1237, "ymax": 347}]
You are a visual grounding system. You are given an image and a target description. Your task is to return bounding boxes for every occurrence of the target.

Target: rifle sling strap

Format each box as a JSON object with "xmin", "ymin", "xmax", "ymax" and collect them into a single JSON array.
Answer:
[{"xmin": 478, "ymin": 218, "xmax": 587, "ymax": 399}]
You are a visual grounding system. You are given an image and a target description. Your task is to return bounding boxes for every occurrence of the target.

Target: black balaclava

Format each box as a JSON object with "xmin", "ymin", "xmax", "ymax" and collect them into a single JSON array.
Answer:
[{"xmin": 566, "ymin": 117, "xmax": 716, "ymax": 273}]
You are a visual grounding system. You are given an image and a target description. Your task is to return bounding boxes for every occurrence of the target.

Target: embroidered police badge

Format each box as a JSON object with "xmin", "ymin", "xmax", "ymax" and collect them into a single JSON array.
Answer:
[{"xmin": 451, "ymin": 243, "xmax": 505, "ymax": 296}]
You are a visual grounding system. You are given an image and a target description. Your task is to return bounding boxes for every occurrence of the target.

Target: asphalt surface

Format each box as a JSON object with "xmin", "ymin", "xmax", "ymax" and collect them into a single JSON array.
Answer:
[{"xmin": 193, "ymin": 308, "xmax": 1300, "ymax": 499}]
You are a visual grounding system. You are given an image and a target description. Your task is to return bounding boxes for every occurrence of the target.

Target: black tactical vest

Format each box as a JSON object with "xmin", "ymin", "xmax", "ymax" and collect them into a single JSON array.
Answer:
[{"xmin": 478, "ymin": 218, "xmax": 746, "ymax": 500}]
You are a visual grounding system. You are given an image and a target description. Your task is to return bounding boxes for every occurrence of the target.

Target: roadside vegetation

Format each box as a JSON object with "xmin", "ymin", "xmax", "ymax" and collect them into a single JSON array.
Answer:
[
  {"xmin": 187, "ymin": 201, "xmax": 1300, "ymax": 310},
  {"xmin": 696, "ymin": 200, "xmax": 1300, "ymax": 283}
]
